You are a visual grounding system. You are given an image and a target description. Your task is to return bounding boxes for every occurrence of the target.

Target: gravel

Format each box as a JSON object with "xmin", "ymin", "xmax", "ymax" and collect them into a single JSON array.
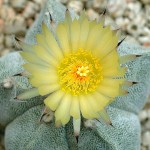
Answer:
[{"xmin": 0, "ymin": 0, "xmax": 150, "ymax": 149}]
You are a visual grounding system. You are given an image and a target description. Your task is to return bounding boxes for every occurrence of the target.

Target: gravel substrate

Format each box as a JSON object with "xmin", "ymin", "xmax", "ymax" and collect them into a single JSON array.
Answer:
[{"xmin": 0, "ymin": 0, "xmax": 150, "ymax": 149}]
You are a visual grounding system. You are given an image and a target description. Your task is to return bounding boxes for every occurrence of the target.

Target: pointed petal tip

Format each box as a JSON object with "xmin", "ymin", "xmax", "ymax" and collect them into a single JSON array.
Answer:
[
  {"xmin": 16, "ymin": 88, "xmax": 39, "ymax": 100},
  {"xmin": 73, "ymin": 118, "xmax": 81, "ymax": 137},
  {"xmin": 55, "ymin": 120, "xmax": 62, "ymax": 128},
  {"xmin": 117, "ymin": 37, "xmax": 126, "ymax": 47}
]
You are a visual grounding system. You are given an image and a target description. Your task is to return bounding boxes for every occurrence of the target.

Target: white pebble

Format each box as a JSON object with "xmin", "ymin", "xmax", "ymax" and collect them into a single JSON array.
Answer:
[
  {"xmin": 58, "ymin": 0, "xmax": 68, "ymax": 4},
  {"xmin": 0, "ymin": 49, "xmax": 10, "ymax": 56},
  {"xmin": 108, "ymin": 0, "xmax": 126, "ymax": 17},
  {"xmin": 93, "ymin": 0, "xmax": 106, "ymax": 8},
  {"xmin": 147, "ymin": 109, "xmax": 150, "ymax": 119},
  {"xmin": 144, "ymin": 119, "xmax": 150, "ymax": 130},
  {"xmin": 0, "ymin": 34, "xmax": 4, "ymax": 44},
  {"xmin": 142, "ymin": 131, "xmax": 150, "ymax": 146},
  {"xmin": 4, "ymin": 16, "xmax": 26, "ymax": 35},
  {"xmin": 10, "ymin": 0, "xmax": 27, "ymax": 10},
  {"xmin": 86, "ymin": 9, "xmax": 99, "ymax": 21},
  {"xmin": 138, "ymin": 36, "xmax": 150, "ymax": 44},
  {"xmin": 68, "ymin": 1, "xmax": 83, "ymax": 13},
  {"xmin": 5, "ymin": 36, "xmax": 13, "ymax": 48},
  {"xmin": 139, "ymin": 110, "xmax": 147, "ymax": 121},
  {"xmin": 33, "ymin": 0, "xmax": 46, "ymax": 6},
  {"xmin": 0, "ymin": 45, "xmax": 4, "ymax": 52},
  {"xmin": 116, "ymin": 17, "xmax": 130, "ymax": 29},
  {"xmin": 23, "ymin": 2, "xmax": 37, "ymax": 18},
  {"xmin": 140, "ymin": 0, "xmax": 150, "ymax": 4}
]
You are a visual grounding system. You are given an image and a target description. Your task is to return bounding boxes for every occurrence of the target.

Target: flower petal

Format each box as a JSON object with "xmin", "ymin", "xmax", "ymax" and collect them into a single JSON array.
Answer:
[
  {"xmin": 56, "ymin": 23, "xmax": 71, "ymax": 54},
  {"xmin": 38, "ymin": 84, "xmax": 60, "ymax": 96},
  {"xmin": 93, "ymin": 92, "xmax": 110, "ymax": 108},
  {"xmin": 44, "ymin": 90, "xmax": 65, "ymax": 111},
  {"xmin": 70, "ymin": 19, "xmax": 80, "ymax": 51},
  {"xmin": 20, "ymin": 52, "xmax": 49, "ymax": 67},
  {"xmin": 94, "ymin": 26, "xmax": 118, "ymax": 59},
  {"xmin": 70, "ymin": 96, "xmax": 80, "ymax": 119},
  {"xmin": 85, "ymin": 24, "xmax": 103, "ymax": 51},
  {"xmin": 97, "ymin": 83, "xmax": 120, "ymax": 97},
  {"xmin": 55, "ymin": 94, "xmax": 72, "ymax": 125},
  {"xmin": 23, "ymin": 63, "xmax": 55, "ymax": 75},
  {"xmin": 29, "ymin": 72, "xmax": 58, "ymax": 87},
  {"xmin": 42, "ymin": 23, "xmax": 64, "ymax": 60},
  {"xmin": 33, "ymin": 45, "xmax": 59, "ymax": 67},
  {"xmin": 78, "ymin": 17, "xmax": 90, "ymax": 49},
  {"xmin": 79, "ymin": 95, "xmax": 99, "ymax": 119}
]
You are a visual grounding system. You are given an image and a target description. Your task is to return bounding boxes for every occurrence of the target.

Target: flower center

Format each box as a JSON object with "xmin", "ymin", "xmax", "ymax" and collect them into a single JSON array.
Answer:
[
  {"xmin": 76, "ymin": 66, "xmax": 89, "ymax": 77},
  {"xmin": 57, "ymin": 50, "xmax": 103, "ymax": 95}
]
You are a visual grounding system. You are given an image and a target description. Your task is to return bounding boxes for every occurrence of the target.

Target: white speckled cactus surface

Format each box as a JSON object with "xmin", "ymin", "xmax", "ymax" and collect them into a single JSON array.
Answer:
[{"xmin": 0, "ymin": 0, "xmax": 150, "ymax": 150}]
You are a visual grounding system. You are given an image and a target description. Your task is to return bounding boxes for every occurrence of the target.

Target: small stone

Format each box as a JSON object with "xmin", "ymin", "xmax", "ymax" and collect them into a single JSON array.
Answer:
[
  {"xmin": 33, "ymin": 0, "xmax": 45, "ymax": 5},
  {"xmin": 144, "ymin": 119, "xmax": 150, "ymax": 130},
  {"xmin": 0, "ymin": 19, "xmax": 4, "ymax": 33},
  {"xmin": 0, "ymin": 0, "xmax": 3, "ymax": 7},
  {"xmin": 10, "ymin": 0, "xmax": 27, "ymax": 10},
  {"xmin": 86, "ymin": 9, "xmax": 99, "ymax": 21},
  {"xmin": 116, "ymin": 17, "xmax": 130, "ymax": 29},
  {"xmin": 140, "ymin": 0, "xmax": 150, "ymax": 4},
  {"xmin": 0, "ymin": 45, "xmax": 4, "ymax": 53},
  {"xmin": 93, "ymin": 0, "xmax": 106, "ymax": 9},
  {"xmin": 86, "ymin": 0, "xmax": 93, "ymax": 9},
  {"xmin": 68, "ymin": 1, "xmax": 83, "ymax": 13},
  {"xmin": 127, "ymin": 23, "xmax": 139, "ymax": 37},
  {"xmin": 3, "ymin": 0, "xmax": 9, "ymax": 4},
  {"xmin": 141, "ymin": 146, "xmax": 147, "ymax": 150},
  {"xmin": 139, "ymin": 110, "xmax": 147, "ymax": 121},
  {"xmin": 0, "ymin": 34, "xmax": 4, "ymax": 44},
  {"xmin": 147, "ymin": 109, "xmax": 150, "ymax": 119},
  {"xmin": 4, "ymin": 16, "xmax": 26, "ymax": 35},
  {"xmin": 58, "ymin": 0, "xmax": 68, "ymax": 4},
  {"xmin": 23, "ymin": 2, "xmax": 37, "ymax": 18},
  {"xmin": 26, "ymin": 18, "xmax": 34, "ymax": 27},
  {"xmin": 138, "ymin": 36, "xmax": 150, "ymax": 44},
  {"xmin": 108, "ymin": 0, "xmax": 126, "ymax": 17},
  {"xmin": 0, "ymin": 5, "xmax": 8, "ymax": 20},
  {"xmin": 5, "ymin": 36, "xmax": 13, "ymax": 48},
  {"xmin": 0, "ymin": 49, "xmax": 10, "ymax": 56},
  {"xmin": 142, "ymin": 131, "xmax": 150, "ymax": 146}
]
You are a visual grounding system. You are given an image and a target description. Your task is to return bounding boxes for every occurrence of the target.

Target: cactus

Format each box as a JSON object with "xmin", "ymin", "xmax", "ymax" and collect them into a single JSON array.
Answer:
[{"xmin": 0, "ymin": 0, "xmax": 150, "ymax": 149}]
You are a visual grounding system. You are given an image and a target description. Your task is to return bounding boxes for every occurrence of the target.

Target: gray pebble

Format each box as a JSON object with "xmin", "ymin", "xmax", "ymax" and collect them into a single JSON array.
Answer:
[
  {"xmin": 0, "ymin": 34, "xmax": 4, "ymax": 44},
  {"xmin": 142, "ymin": 131, "xmax": 150, "ymax": 146},
  {"xmin": 68, "ymin": 1, "xmax": 83, "ymax": 13},
  {"xmin": 0, "ymin": 49, "xmax": 11, "ymax": 56},
  {"xmin": 5, "ymin": 36, "xmax": 14, "ymax": 48},
  {"xmin": 23, "ymin": 2, "xmax": 38, "ymax": 18},
  {"xmin": 139, "ymin": 110, "xmax": 148, "ymax": 121},
  {"xmin": 140, "ymin": 0, "xmax": 150, "ymax": 4},
  {"xmin": 10, "ymin": 0, "xmax": 27, "ymax": 10}
]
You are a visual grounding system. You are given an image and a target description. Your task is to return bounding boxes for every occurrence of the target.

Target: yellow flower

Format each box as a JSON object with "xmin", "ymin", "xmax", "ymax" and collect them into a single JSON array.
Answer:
[{"xmin": 20, "ymin": 11, "xmax": 128, "ymax": 134}]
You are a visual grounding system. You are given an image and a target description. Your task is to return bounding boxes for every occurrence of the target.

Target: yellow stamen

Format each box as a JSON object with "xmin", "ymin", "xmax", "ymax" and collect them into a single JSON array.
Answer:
[
  {"xmin": 76, "ymin": 66, "xmax": 89, "ymax": 77},
  {"xmin": 57, "ymin": 49, "xmax": 103, "ymax": 95}
]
